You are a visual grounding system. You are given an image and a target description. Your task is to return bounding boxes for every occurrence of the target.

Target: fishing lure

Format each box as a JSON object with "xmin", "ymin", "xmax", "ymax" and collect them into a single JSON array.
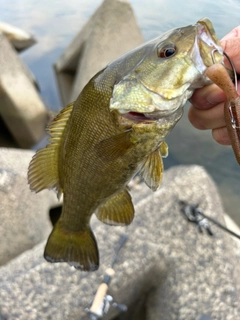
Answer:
[{"xmin": 208, "ymin": 50, "xmax": 240, "ymax": 164}]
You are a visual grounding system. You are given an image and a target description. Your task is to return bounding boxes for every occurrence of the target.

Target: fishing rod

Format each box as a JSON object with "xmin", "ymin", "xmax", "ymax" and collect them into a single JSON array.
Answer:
[
  {"xmin": 179, "ymin": 200, "xmax": 240, "ymax": 240},
  {"xmin": 85, "ymin": 234, "xmax": 128, "ymax": 320}
]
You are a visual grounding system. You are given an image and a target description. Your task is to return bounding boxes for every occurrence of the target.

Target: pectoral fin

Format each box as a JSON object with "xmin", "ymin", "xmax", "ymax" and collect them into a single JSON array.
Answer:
[
  {"xmin": 95, "ymin": 129, "xmax": 132, "ymax": 161},
  {"xmin": 139, "ymin": 148, "xmax": 164, "ymax": 191},
  {"xmin": 160, "ymin": 141, "xmax": 168, "ymax": 158},
  {"xmin": 96, "ymin": 189, "xmax": 134, "ymax": 226}
]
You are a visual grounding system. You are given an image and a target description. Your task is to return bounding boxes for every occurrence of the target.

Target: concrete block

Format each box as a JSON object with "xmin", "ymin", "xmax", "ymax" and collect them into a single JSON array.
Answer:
[
  {"xmin": 0, "ymin": 21, "xmax": 36, "ymax": 51},
  {"xmin": 0, "ymin": 148, "xmax": 59, "ymax": 266},
  {"xmin": 54, "ymin": 0, "xmax": 144, "ymax": 106},
  {"xmin": 0, "ymin": 165, "xmax": 239, "ymax": 319},
  {"xmin": 0, "ymin": 33, "xmax": 48, "ymax": 148}
]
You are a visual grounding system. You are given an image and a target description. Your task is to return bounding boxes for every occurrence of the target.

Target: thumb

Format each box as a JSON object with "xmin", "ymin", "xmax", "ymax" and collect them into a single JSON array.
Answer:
[
  {"xmin": 220, "ymin": 27, "xmax": 240, "ymax": 73},
  {"xmin": 221, "ymin": 26, "xmax": 240, "ymax": 41}
]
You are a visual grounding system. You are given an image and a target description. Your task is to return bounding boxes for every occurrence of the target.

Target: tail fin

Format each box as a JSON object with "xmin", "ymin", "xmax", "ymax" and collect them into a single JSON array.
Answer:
[{"xmin": 44, "ymin": 221, "xmax": 99, "ymax": 271}]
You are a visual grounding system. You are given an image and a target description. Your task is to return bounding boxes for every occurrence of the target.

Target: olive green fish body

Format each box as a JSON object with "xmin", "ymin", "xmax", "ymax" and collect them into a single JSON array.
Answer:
[
  {"xmin": 28, "ymin": 18, "xmax": 224, "ymax": 271},
  {"xmin": 58, "ymin": 69, "xmax": 175, "ymax": 227},
  {"xmin": 45, "ymin": 70, "xmax": 174, "ymax": 270}
]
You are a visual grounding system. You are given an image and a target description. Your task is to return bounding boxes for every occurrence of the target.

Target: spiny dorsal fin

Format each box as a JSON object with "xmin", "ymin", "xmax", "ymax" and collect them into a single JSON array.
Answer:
[
  {"xmin": 139, "ymin": 148, "xmax": 164, "ymax": 191},
  {"xmin": 28, "ymin": 102, "xmax": 74, "ymax": 197},
  {"xmin": 96, "ymin": 188, "xmax": 134, "ymax": 226},
  {"xmin": 160, "ymin": 141, "xmax": 168, "ymax": 158}
]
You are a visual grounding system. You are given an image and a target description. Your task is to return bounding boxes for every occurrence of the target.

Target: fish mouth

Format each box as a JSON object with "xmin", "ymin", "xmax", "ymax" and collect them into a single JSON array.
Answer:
[
  {"xmin": 193, "ymin": 18, "xmax": 223, "ymax": 73},
  {"xmin": 120, "ymin": 108, "xmax": 179, "ymax": 123},
  {"xmin": 122, "ymin": 111, "xmax": 153, "ymax": 122}
]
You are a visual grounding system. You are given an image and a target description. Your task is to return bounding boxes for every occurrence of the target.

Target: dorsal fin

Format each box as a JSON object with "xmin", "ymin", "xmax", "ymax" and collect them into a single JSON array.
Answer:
[{"xmin": 28, "ymin": 102, "xmax": 74, "ymax": 197}]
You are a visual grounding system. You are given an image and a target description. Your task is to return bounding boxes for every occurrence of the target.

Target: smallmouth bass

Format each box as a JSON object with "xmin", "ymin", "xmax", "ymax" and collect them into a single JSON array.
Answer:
[{"xmin": 28, "ymin": 18, "xmax": 224, "ymax": 271}]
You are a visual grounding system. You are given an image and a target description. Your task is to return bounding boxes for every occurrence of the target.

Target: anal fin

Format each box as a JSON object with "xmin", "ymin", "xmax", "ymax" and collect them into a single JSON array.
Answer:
[
  {"xmin": 139, "ymin": 148, "xmax": 164, "ymax": 191},
  {"xmin": 96, "ymin": 189, "xmax": 134, "ymax": 226}
]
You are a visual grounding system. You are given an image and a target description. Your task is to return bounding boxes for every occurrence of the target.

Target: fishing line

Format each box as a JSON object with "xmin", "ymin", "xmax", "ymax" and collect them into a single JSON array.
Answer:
[
  {"xmin": 223, "ymin": 51, "xmax": 238, "ymax": 91},
  {"xmin": 111, "ymin": 233, "xmax": 127, "ymax": 268}
]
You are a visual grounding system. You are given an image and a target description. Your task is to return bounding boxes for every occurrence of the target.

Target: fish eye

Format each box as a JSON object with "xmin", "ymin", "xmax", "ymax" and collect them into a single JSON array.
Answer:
[{"xmin": 157, "ymin": 44, "xmax": 176, "ymax": 58}]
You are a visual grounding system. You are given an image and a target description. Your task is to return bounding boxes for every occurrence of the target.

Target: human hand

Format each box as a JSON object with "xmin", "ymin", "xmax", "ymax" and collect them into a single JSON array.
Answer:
[{"xmin": 188, "ymin": 26, "xmax": 240, "ymax": 145}]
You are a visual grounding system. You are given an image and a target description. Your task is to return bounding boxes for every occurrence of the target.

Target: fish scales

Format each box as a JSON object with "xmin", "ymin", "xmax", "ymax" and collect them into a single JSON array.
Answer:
[{"xmin": 28, "ymin": 18, "xmax": 224, "ymax": 271}]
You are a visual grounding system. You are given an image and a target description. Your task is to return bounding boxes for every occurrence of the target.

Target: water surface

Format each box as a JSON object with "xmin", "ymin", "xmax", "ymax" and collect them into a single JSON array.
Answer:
[{"xmin": 1, "ymin": 0, "xmax": 240, "ymax": 224}]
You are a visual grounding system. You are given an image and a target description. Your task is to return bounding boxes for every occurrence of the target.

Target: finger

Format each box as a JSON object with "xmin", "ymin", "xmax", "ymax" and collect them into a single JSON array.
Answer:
[
  {"xmin": 190, "ymin": 84, "xmax": 226, "ymax": 110},
  {"xmin": 212, "ymin": 126, "xmax": 231, "ymax": 145},
  {"xmin": 221, "ymin": 26, "xmax": 240, "ymax": 41},
  {"xmin": 221, "ymin": 37, "xmax": 240, "ymax": 73},
  {"xmin": 188, "ymin": 102, "xmax": 226, "ymax": 130}
]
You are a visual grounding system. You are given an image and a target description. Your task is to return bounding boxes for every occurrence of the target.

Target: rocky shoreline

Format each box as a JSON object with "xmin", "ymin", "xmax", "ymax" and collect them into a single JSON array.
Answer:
[{"xmin": 0, "ymin": 149, "xmax": 239, "ymax": 319}]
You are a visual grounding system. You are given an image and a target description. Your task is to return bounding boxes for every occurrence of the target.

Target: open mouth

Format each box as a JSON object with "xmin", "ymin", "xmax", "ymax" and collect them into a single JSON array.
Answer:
[
  {"xmin": 124, "ymin": 112, "xmax": 150, "ymax": 121},
  {"xmin": 121, "ymin": 109, "xmax": 175, "ymax": 123},
  {"xmin": 121, "ymin": 111, "xmax": 164, "ymax": 123}
]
